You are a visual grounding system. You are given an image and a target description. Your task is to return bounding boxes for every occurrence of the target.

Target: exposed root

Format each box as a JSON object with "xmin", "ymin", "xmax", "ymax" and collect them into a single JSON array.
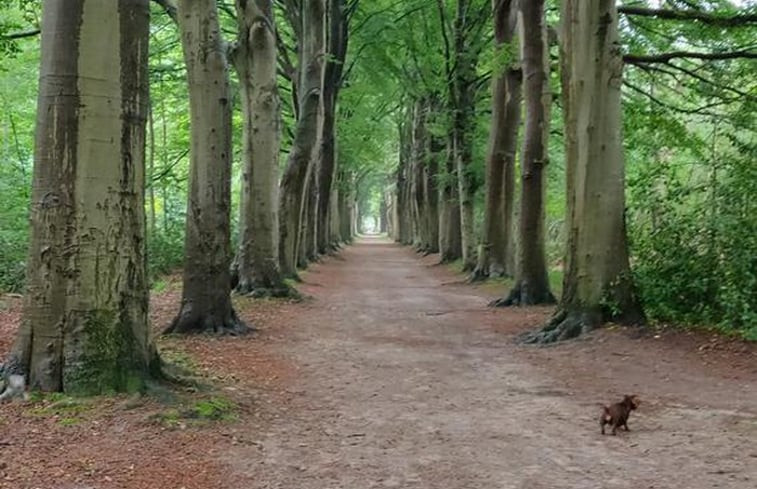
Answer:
[
  {"xmin": 163, "ymin": 307, "xmax": 250, "ymax": 336},
  {"xmin": 236, "ymin": 282, "xmax": 302, "ymax": 301},
  {"xmin": 467, "ymin": 267, "xmax": 489, "ymax": 283},
  {"xmin": 489, "ymin": 281, "xmax": 556, "ymax": 308},
  {"xmin": 518, "ymin": 308, "xmax": 601, "ymax": 344}
]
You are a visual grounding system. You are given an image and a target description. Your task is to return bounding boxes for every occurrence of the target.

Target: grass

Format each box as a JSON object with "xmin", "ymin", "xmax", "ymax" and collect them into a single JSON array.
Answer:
[
  {"xmin": 151, "ymin": 396, "xmax": 238, "ymax": 428},
  {"xmin": 26, "ymin": 393, "xmax": 95, "ymax": 426}
]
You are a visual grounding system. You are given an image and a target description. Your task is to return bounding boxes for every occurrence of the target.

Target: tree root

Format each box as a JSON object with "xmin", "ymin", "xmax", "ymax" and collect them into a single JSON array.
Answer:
[
  {"xmin": 518, "ymin": 308, "xmax": 602, "ymax": 344},
  {"xmin": 163, "ymin": 307, "xmax": 250, "ymax": 336},
  {"xmin": 236, "ymin": 282, "xmax": 302, "ymax": 301},
  {"xmin": 489, "ymin": 281, "xmax": 556, "ymax": 307},
  {"xmin": 467, "ymin": 267, "xmax": 489, "ymax": 283}
]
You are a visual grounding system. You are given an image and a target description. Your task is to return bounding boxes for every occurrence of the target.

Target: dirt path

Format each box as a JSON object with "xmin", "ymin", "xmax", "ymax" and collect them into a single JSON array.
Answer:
[
  {"xmin": 3, "ymin": 238, "xmax": 756, "ymax": 488},
  {"xmin": 228, "ymin": 238, "xmax": 757, "ymax": 489}
]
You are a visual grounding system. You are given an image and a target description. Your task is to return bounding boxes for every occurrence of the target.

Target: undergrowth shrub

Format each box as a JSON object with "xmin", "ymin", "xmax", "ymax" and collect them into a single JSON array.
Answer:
[{"xmin": 629, "ymin": 144, "xmax": 757, "ymax": 339}]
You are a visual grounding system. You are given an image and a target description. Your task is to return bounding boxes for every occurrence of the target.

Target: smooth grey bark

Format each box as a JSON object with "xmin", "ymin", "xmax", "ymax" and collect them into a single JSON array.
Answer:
[
  {"xmin": 165, "ymin": 0, "xmax": 246, "ymax": 335},
  {"xmin": 492, "ymin": 0, "xmax": 555, "ymax": 307},
  {"xmin": 472, "ymin": 0, "xmax": 520, "ymax": 281},
  {"xmin": 317, "ymin": 0, "xmax": 350, "ymax": 253},
  {"xmin": 524, "ymin": 0, "xmax": 644, "ymax": 343},
  {"xmin": 279, "ymin": 0, "xmax": 326, "ymax": 278},
  {"xmin": 232, "ymin": 0, "xmax": 292, "ymax": 298},
  {"xmin": 13, "ymin": 0, "xmax": 156, "ymax": 393}
]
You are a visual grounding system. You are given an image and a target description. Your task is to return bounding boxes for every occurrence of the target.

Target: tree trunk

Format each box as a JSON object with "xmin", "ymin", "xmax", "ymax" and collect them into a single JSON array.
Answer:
[
  {"xmin": 317, "ymin": 0, "xmax": 349, "ymax": 253},
  {"xmin": 147, "ymin": 102, "xmax": 157, "ymax": 237},
  {"xmin": 305, "ymin": 168, "xmax": 319, "ymax": 262},
  {"xmin": 492, "ymin": 0, "xmax": 555, "ymax": 307},
  {"xmin": 411, "ymin": 99, "xmax": 427, "ymax": 250},
  {"xmin": 13, "ymin": 0, "xmax": 156, "ymax": 393},
  {"xmin": 396, "ymin": 118, "xmax": 414, "ymax": 245},
  {"xmin": 279, "ymin": 0, "xmax": 325, "ymax": 278},
  {"xmin": 438, "ymin": 138, "xmax": 462, "ymax": 263},
  {"xmin": 330, "ymin": 169, "xmax": 342, "ymax": 244},
  {"xmin": 166, "ymin": 0, "xmax": 246, "ymax": 334},
  {"xmin": 229, "ymin": 0, "xmax": 292, "ymax": 298},
  {"xmin": 473, "ymin": 0, "xmax": 520, "ymax": 281},
  {"xmin": 379, "ymin": 198, "xmax": 388, "ymax": 233},
  {"xmin": 524, "ymin": 0, "xmax": 644, "ymax": 343},
  {"xmin": 339, "ymin": 171, "xmax": 352, "ymax": 243},
  {"xmin": 422, "ymin": 102, "xmax": 442, "ymax": 254},
  {"xmin": 453, "ymin": 0, "xmax": 480, "ymax": 272}
]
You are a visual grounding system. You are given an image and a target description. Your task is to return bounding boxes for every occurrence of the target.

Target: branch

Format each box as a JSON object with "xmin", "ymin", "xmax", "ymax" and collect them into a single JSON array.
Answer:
[
  {"xmin": 618, "ymin": 6, "xmax": 757, "ymax": 27},
  {"xmin": 152, "ymin": 0, "xmax": 178, "ymax": 23},
  {"xmin": 624, "ymin": 50, "xmax": 757, "ymax": 64},
  {"xmin": 435, "ymin": 0, "xmax": 454, "ymax": 97},
  {"xmin": 623, "ymin": 81, "xmax": 736, "ymax": 117},
  {"xmin": 1, "ymin": 29, "xmax": 40, "ymax": 40}
]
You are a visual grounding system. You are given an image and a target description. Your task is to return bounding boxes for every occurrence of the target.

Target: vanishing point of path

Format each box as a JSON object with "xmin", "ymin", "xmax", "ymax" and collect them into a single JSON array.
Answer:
[{"xmin": 228, "ymin": 238, "xmax": 757, "ymax": 489}]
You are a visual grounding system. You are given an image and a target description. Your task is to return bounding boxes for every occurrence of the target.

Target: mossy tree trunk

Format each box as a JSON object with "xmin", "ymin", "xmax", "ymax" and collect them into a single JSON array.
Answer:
[
  {"xmin": 165, "ymin": 0, "xmax": 246, "ymax": 335},
  {"xmin": 13, "ymin": 0, "xmax": 157, "ymax": 393},
  {"xmin": 230, "ymin": 0, "xmax": 293, "ymax": 298},
  {"xmin": 279, "ymin": 0, "xmax": 326, "ymax": 278},
  {"xmin": 493, "ymin": 0, "xmax": 555, "ymax": 307},
  {"xmin": 472, "ymin": 0, "xmax": 520, "ymax": 281},
  {"xmin": 523, "ymin": 0, "xmax": 644, "ymax": 343}
]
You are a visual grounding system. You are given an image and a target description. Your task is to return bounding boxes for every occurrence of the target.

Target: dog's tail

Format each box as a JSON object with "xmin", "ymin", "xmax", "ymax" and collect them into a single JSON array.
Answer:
[{"xmin": 601, "ymin": 405, "xmax": 612, "ymax": 422}]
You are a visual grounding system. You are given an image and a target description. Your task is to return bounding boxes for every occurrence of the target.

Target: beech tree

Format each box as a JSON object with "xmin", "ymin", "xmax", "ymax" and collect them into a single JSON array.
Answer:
[
  {"xmin": 12, "ymin": 0, "xmax": 157, "ymax": 392},
  {"xmin": 163, "ymin": 0, "xmax": 246, "ymax": 334},
  {"xmin": 437, "ymin": 142, "xmax": 462, "ymax": 263},
  {"xmin": 450, "ymin": 0, "xmax": 488, "ymax": 272},
  {"xmin": 279, "ymin": 0, "xmax": 326, "ymax": 278},
  {"xmin": 232, "ymin": 0, "xmax": 292, "ymax": 297},
  {"xmin": 492, "ymin": 0, "xmax": 555, "ymax": 307},
  {"xmin": 472, "ymin": 0, "xmax": 521, "ymax": 280},
  {"xmin": 524, "ymin": 0, "xmax": 643, "ymax": 343},
  {"xmin": 316, "ymin": 0, "xmax": 355, "ymax": 253}
]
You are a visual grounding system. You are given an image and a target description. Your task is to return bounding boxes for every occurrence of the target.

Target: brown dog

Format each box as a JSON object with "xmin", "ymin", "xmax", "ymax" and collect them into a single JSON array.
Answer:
[{"xmin": 600, "ymin": 395, "xmax": 640, "ymax": 435}]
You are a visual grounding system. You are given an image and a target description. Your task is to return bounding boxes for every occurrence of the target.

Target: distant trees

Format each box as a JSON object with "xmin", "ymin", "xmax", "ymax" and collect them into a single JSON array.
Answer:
[{"xmin": 388, "ymin": 0, "xmax": 644, "ymax": 340}]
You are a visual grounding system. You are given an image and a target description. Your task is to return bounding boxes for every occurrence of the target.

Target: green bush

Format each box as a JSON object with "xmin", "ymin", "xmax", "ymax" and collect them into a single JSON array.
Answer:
[
  {"xmin": 147, "ymin": 228, "xmax": 185, "ymax": 280},
  {"xmin": 629, "ymin": 148, "xmax": 757, "ymax": 338}
]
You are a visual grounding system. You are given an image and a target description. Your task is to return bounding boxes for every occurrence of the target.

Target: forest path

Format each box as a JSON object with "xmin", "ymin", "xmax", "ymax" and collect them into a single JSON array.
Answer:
[{"xmin": 228, "ymin": 237, "xmax": 757, "ymax": 489}]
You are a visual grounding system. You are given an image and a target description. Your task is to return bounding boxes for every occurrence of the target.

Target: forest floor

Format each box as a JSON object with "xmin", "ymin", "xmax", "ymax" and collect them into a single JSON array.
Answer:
[{"xmin": 1, "ymin": 237, "xmax": 757, "ymax": 489}]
